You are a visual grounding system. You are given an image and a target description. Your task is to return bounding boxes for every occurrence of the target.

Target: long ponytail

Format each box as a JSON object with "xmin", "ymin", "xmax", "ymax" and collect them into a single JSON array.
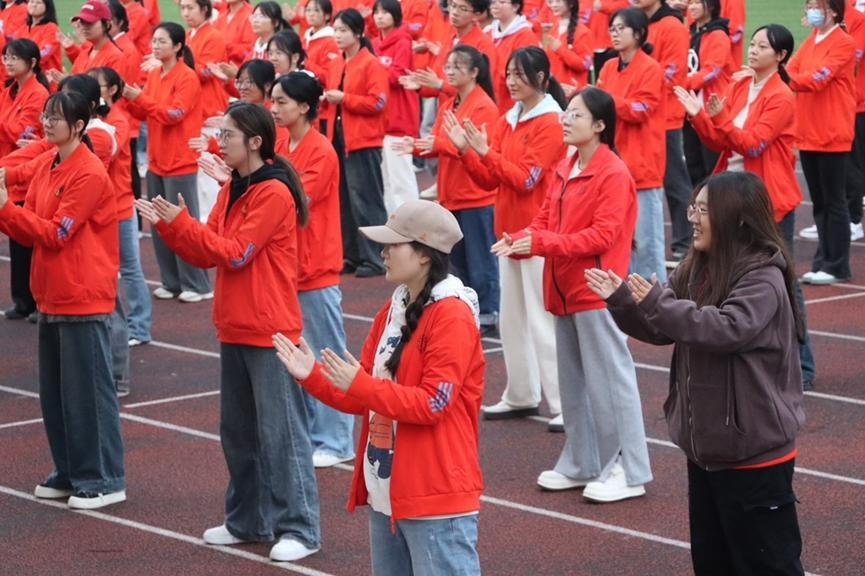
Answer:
[
  {"xmin": 156, "ymin": 22, "xmax": 196, "ymax": 69},
  {"xmin": 2, "ymin": 39, "xmax": 50, "ymax": 92}
]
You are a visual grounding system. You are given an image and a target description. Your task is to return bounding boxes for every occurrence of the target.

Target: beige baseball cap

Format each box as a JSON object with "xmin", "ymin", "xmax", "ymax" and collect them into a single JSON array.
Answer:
[{"xmin": 359, "ymin": 200, "xmax": 464, "ymax": 254}]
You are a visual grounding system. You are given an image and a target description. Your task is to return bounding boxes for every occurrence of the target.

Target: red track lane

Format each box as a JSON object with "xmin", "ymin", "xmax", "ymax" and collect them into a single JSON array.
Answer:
[{"xmin": 1, "ymin": 198, "xmax": 865, "ymax": 575}]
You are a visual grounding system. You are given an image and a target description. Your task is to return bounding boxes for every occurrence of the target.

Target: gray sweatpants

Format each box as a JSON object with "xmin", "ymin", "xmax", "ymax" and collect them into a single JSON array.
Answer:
[{"xmin": 553, "ymin": 309, "xmax": 653, "ymax": 486}]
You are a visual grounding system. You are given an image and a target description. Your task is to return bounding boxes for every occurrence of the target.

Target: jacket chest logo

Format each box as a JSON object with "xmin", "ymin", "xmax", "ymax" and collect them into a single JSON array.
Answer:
[{"xmin": 55, "ymin": 186, "xmax": 64, "ymax": 198}]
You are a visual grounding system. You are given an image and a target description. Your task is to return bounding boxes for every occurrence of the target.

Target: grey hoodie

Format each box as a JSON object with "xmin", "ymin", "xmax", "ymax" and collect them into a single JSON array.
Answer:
[{"xmin": 606, "ymin": 250, "xmax": 805, "ymax": 471}]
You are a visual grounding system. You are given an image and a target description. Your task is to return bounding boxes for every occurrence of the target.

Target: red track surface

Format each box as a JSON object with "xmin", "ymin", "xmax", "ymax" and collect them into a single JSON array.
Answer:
[{"xmin": 1, "ymin": 198, "xmax": 865, "ymax": 575}]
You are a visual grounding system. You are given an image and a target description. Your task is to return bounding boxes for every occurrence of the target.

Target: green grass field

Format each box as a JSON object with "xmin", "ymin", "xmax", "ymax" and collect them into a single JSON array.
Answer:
[{"xmin": 55, "ymin": 0, "xmax": 807, "ymax": 61}]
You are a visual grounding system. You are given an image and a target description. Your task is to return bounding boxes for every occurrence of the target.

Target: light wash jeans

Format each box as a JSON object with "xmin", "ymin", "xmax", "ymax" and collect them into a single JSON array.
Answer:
[
  {"xmin": 219, "ymin": 344, "xmax": 321, "ymax": 546},
  {"xmin": 369, "ymin": 510, "xmax": 481, "ymax": 576},
  {"xmin": 118, "ymin": 216, "xmax": 152, "ymax": 342},
  {"xmin": 38, "ymin": 317, "xmax": 126, "ymax": 494},
  {"xmin": 632, "ymin": 187, "xmax": 669, "ymax": 283},
  {"xmin": 298, "ymin": 286, "xmax": 356, "ymax": 459}
]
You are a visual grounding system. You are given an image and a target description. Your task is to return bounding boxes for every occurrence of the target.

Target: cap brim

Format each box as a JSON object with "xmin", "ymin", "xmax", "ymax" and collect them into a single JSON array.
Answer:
[
  {"xmin": 359, "ymin": 225, "xmax": 413, "ymax": 246},
  {"xmin": 71, "ymin": 14, "xmax": 101, "ymax": 24}
]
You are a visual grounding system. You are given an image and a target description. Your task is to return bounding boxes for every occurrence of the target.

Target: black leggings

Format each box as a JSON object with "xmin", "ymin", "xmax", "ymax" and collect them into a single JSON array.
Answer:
[{"xmin": 800, "ymin": 150, "xmax": 851, "ymax": 278}]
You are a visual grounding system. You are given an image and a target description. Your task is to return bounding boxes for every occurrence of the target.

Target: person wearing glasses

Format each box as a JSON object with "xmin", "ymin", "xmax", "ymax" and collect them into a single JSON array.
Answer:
[
  {"xmin": 588, "ymin": 171, "xmax": 806, "ymax": 576},
  {"xmin": 489, "ymin": 0, "xmax": 539, "ymax": 113}
]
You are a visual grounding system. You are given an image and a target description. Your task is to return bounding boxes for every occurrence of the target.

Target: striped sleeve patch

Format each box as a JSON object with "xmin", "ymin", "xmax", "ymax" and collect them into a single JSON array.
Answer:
[
  {"xmin": 374, "ymin": 94, "xmax": 387, "ymax": 112},
  {"xmin": 630, "ymin": 102, "xmax": 648, "ymax": 114},
  {"xmin": 745, "ymin": 141, "xmax": 769, "ymax": 158},
  {"xmin": 812, "ymin": 67, "xmax": 832, "ymax": 83},
  {"xmin": 664, "ymin": 63, "xmax": 678, "ymax": 82},
  {"xmin": 428, "ymin": 382, "xmax": 454, "ymax": 413},
  {"xmin": 524, "ymin": 166, "xmax": 543, "ymax": 190},
  {"xmin": 56, "ymin": 216, "xmax": 74, "ymax": 241},
  {"xmin": 703, "ymin": 66, "xmax": 722, "ymax": 83},
  {"xmin": 229, "ymin": 243, "xmax": 256, "ymax": 268},
  {"xmin": 167, "ymin": 108, "xmax": 185, "ymax": 120}
]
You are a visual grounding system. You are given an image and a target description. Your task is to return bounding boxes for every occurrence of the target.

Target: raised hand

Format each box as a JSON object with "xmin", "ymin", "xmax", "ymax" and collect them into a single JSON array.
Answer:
[
  {"xmin": 673, "ymin": 86, "xmax": 702, "ymax": 118},
  {"xmin": 152, "ymin": 195, "xmax": 185, "ymax": 224},
  {"xmin": 706, "ymin": 94, "xmax": 726, "ymax": 118},
  {"xmin": 198, "ymin": 154, "xmax": 231, "ymax": 184},
  {"xmin": 320, "ymin": 347, "xmax": 361, "ymax": 391},
  {"xmin": 463, "ymin": 119, "xmax": 489, "ymax": 156},
  {"xmin": 443, "ymin": 110, "xmax": 468, "ymax": 153},
  {"xmin": 490, "ymin": 232, "xmax": 515, "ymax": 257},
  {"xmin": 134, "ymin": 198, "xmax": 160, "ymax": 225},
  {"xmin": 273, "ymin": 333, "xmax": 316, "ymax": 381},
  {"xmin": 390, "ymin": 136, "xmax": 416, "ymax": 155},
  {"xmin": 584, "ymin": 268, "xmax": 624, "ymax": 300},
  {"xmin": 627, "ymin": 273, "xmax": 657, "ymax": 304}
]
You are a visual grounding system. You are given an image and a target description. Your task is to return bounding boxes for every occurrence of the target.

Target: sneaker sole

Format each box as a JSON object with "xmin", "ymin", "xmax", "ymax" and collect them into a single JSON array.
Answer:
[
  {"xmin": 34, "ymin": 485, "xmax": 74, "ymax": 499},
  {"xmin": 313, "ymin": 456, "xmax": 355, "ymax": 469},
  {"xmin": 537, "ymin": 479, "xmax": 589, "ymax": 491},
  {"xmin": 583, "ymin": 486, "xmax": 646, "ymax": 503},
  {"xmin": 270, "ymin": 546, "xmax": 320, "ymax": 562},
  {"xmin": 482, "ymin": 406, "xmax": 540, "ymax": 421},
  {"xmin": 67, "ymin": 490, "xmax": 127, "ymax": 510}
]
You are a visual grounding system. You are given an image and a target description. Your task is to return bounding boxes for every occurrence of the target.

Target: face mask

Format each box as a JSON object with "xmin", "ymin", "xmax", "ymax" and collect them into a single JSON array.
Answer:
[{"xmin": 806, "ymin": 8, "xmax": 826, "ymax": 28}]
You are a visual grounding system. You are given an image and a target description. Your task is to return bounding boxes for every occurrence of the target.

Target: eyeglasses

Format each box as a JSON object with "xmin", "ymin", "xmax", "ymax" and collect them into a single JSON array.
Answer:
[
  {"xmin": 447, "ymin": 2, "xmax": 473, "ymax": 13},
  {"xmin": 559, "ymin": 110, "xmax": 586, "ymax": 123},
  {"xmin": 608, "ymin": 24, "xmax": 628, "ymax": 35},
  {"xmin": 216, "ymin": 129, "xmax": 240, "ymax": 142},
  {"xmin": 235, "ymin": 79, "xmax": 254, "ymax": 88},
  {"xmin": 687, "ymin": 204, "xmax": 709, "ymax": 218},
  {"xmin": 40, "ymin": 114, "xmax": 64, "ymax": 127}
]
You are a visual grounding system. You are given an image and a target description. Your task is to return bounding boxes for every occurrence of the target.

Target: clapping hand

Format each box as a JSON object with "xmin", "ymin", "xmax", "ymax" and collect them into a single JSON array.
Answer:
[
  {"xmin": 443, "ymin": 110, "xmax": 468, "ymax": 153},
  {"xmin": 706, "ymin": 94, "xmax": 726, "ymax": 118},
  {"xmin": 273, "ymin": 333, "xmax": 316, "ymax": 381},
  {"xmin": 320, "ymin": 347, "xmax": 362, "ymax": 391},
  {"xmin": 627, "ymin": 273, "xmax": 657, "ymax": 304},
  {"xmin": 463, "ymin": 119, "xmax": 489, "ymax": 156},
  {"xmin": 673, "ymin": 86, "xmax": 702, "ymax": 118},
  {"xmin": 584, "ymin": 268, "xmax": 624, "ymax": 300},
  {"xmin": 198, "ymin": 154, "xmax": 232, "ymax": 184},
  {"xmin": 491, "ymin": 231, "xmax": 532, "ymax": 256}
]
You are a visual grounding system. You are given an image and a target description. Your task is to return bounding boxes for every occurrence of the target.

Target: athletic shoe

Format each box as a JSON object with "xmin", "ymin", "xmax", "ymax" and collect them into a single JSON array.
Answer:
[
  {"xmin": 851, "ymin": 222, "xmax": 864, "ymax": 242},
  {"xmin": 27, "ymin": 311, "xmax": 39, "ymax": 324},
  {"xmin": 3, "ymin": 307, "xmax": 28, "ymax": 320},
  {"xmin": 798, "ymin": 225, "xmax": 818, "ymax": 240},
  {"xmin": 153, "ymin": 287, "xmax": 178, "ymax": 299},
  {"xmin": 116, "ymin": 382, "xmax": 130, "ymax": 398},
  {"xmin": 547, "ymin": 414, "xmax": 564, "ymax": 433},
  {"xmin": 481, "ymin": 400, "xmax": 540, "ymax": 420},
  {"xmin": 312, "ymin": 451, "xmax": 354, "ymax": 468},
  {"xmin": 34, "ymin": 484, "xmax": 74, "ymax": 499},
  {"xmin": 178, "ymin": 291, "xmax": 214, "ymax": 303},
  {"xmin": 803, "ymin": 271, "xmax": 841, "ymax": 285},
  {"xmin": 203, "ymin": 525, "xmax": 248, "ymax": 546},
  {"xmin": 269, "ymin": 536, "xmax": 320, "ymax": 562},
  {"xmin": 537, "ymin": 470, "xmax": 590, "ymax": 491},
  {"xmin": 582, "ymin": 463, "xmax": 645, "ymax": 503},
  {"xmin": 67, "ymin": 490, "xmax": 127, "ymax": 510},
  {"xmin": 128, "ymin": 338, "xmax": 149, "ymax": 347},
  {"xmin": 419, "ymin": 183, "xmax": 438, "ymax": 200}
]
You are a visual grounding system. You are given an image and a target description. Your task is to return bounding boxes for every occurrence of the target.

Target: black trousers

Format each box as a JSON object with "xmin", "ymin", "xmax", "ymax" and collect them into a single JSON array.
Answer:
[
  {"xmin": 800, "ymin": 150, "xmax": 851, "ymax": 278},
  {"xmin": 130, "ymin": 138, "xmax": 142, "ymax": 230},
  {"xmin": 688, "ymin": 459, "xmax": 804, "ymax": 576},
  {"xmin": 845, "ymin": 112, "xmax": 865, "ymax": 225},
  {"xmin": 683, "ymin": 119, "xmax": 720, "ymax": 188},
  {"xmin": 8, "ymin": 201, "xmax": 35, "ymax": 315}
]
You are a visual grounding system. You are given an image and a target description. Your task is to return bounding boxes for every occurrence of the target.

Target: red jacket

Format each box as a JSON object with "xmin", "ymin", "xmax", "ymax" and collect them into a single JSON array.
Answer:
[
  {"xmin": 20, "ymin": 22, "xmax": 61, "ymax": 75},
  {"xmin": 597, "ymin": 49, "xmax": 667, "ymax": 189},
  {"xmin": 848, "ymin": 2, "xmax": 865, "ymax": 112},
  {"xmin": 299, "ymin": 296, "xmax": 485, "ymax": 523},
  {"xmin": 69, "ymin": 40, "xmax": 127, "ymax": 77},
  {"xmin": 123, "ymin": 0, "xmax": 153, "ymax": 56},
  {"xmin": 648, "ymin": 7, "xmax": 689, "ymax": 130},
  {"xmin": 304, "ymin": 27, "xmax": 341, "ymax": 82},
  {"xmin": 113, "ymin": 31, "xmax": 143, "ymax": 86},
  {"xmin": 787, "ymin": 26, "xmax": 857, "ymax": 152},
  {"xmin": 413, "ymin": 2, "xmax": 449, "ymax": 72},
  {"xmin": 105, "ymin": 104, "xmax": 134, "ymax": 221},
  {"xmin": 214, "ymin": 1, "xmax": 256, "ymax": 65},
  {"xmin": 400, "ymin": 0, "xmax": 429, "ymax": 40},
  {"xmin": 461, "ymin": 94, "xmax": 566, "ymax": 237},
  {"xmin": 0, "ymin": 75, "xmax": 48, "ymax": 160},
  {"xmin": 187, "ymin": 22, "xmax": 229, "ymax": 120},
  {"xmin": 491, "ymin": 17, "xmax": 538, "ymax": 114},
  {"xmin": 127, "ymin": 62, "xmax": 203, "ymax": 176},
  {"xmin": 545, "ymin": 22, "xmax": 593, "ymax": 88},
  {"xmin": 157, "ymin": 175, "xmax": 304, "ymax": 346},
  {"xmin": 143, "ymin": 0, "xmax": 160, "ymax": 27},
  {"xmin": 0, "ymin": 144, "xmax": 117, "ymax": 315},
  {"xmin": 428, "ymin": 85, "xmax": 499, "ymax": 211},
  {"xmin": 586, "ymin": 0, "xmax": 629, "ymax": 52},
  {"xmin": 325, "ymin": 47, "xmax": 389, "ymax": 153},
  {"xmin": 373, "ymin": 27, "xmax": 420, "ymax": 138},
  {"xmin": 720, "ymin": 0, "xmax": 745, "ymax": 65},
  {"xmin": 418, "ymin": 24, "xmax": 496, "ymax": 102},
  {"xmin": 278, "ymin": 127, "xmax": 343, "ymax": 292},
  {"xmin": 687, "ymin": 25, "xmax": 733, "ymax": 106},
  {"xmin": 690, "ymin": 73, "xmax": 803, "ymax": 223},
  {"xmin": 0, "ymin": 2, "xmax": 27, "ymax": 39},
  {"xmin": 514, "ymin": 144, "xmax": 637, "ymax": 316}
]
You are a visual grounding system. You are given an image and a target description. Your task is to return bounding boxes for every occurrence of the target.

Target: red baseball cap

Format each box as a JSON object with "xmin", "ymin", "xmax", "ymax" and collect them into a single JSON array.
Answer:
[{"xmin": 71, "ymin": 1, "xmax": 111, "ymax": 24}]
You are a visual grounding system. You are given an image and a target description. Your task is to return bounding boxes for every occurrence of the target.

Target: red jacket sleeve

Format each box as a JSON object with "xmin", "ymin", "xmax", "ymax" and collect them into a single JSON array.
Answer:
[
  {"xmin": 344, "ymin": 306, "xmax": 480, "ymax": 426},
  {"xmin": 192, "ymin": 33, "xmax": 227, "ymax": 81},
  {"xmin": 127, "ymin": 74, "xmax": 202, "ymax": 126},
  {"xmin": 342, "ymin": 58, "xmax": 389, "ymax": 116},
  {"xmin": 529, "ymin": 169, "xmax": 636, "ymax": 258},
  {"xmin": 478, "ymin": 119, "xmax": 564, "ymax": 196},
  {"xmin": 688, "ymin": 31, "xmax": 731, "ymax": 93},
  {"xmin": 157, "ymin": 182, "xmax": 294, "ymax": 270},
  {"xmin": 710, "ymin": 87, "xmax": 795, "ymax": 159},
  {"xmin": 787, "ymin": 35, "xmax": 856, "ymax": 93},
  {"xmin": 554, "ymin": 27, "xmax": 594, "ymax": 78},
  {"xmin": 1, "ymin": 157, "xmax": 109, "ymax": 250},
  {"xmin": 459, "ymin": 119, "xmax": 508, "ymax": 191},
  {"xmin": 688, "ymin": 108, "xmax": 730, "ymax": 153},
  {"xmin": 384, "ymin": 35, "xmax": 414, "ymax": 87},
  {"xmin": 607, "ymin": 64, "xmax": 664, "ymax": 124},
  {"xmin": 0, "ymin": 87, "xmax": 46, "ymax": 146}
]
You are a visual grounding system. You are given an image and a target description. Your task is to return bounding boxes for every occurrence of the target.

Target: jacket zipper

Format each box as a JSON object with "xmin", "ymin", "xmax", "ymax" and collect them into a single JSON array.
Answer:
[
  {"xmin": 550, "ymin": 179, "xmax": 568, "ymax": 313},
  {"xmin": 685, "ymin": 284, "xmax": 700, "ymax": 467}
]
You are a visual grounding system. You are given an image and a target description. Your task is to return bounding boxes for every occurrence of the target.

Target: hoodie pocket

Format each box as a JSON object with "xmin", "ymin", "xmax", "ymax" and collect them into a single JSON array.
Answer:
[{"xmin": 689, "ymin": 366, "xmax": 750, "ymax": 464}]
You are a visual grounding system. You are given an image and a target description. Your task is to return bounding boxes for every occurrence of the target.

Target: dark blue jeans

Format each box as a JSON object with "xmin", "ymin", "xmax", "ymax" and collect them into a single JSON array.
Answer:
[
  {"xmin": 450, "ymin": 206, "xmax": 500, "ymax": 326},
  {"xmin": 38, "ymin": 317, "xmax": 126, "ymax": 493},
  {"xmin": 219, "ymin": 343, "xmax": 321, "ymax": 546},
  {"xmin": 778, "ymin": 211, "xmax": 816, "ymax": 384}
]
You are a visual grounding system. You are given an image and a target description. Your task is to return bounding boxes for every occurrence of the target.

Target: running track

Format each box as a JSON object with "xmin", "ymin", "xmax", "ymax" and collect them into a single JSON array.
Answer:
[{"xmin": 1, "ymin": 197, "xmax": 864, "ymax": 575}]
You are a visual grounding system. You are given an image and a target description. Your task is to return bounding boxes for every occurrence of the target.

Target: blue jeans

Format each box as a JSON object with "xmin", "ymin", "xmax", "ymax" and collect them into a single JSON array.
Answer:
[
  {"xmin": 298, "ymin": 286, "xmax": 356, "ymax": 459},
  {"xmin": 778, "ymin": 212, "xmax": 817, "ymax": 384},
  {"xmin": 110, "ymin": 290, "xmax": 129, "ymax": 389},
  {"xmin": 38, "ymin": 318, "xmax": 126, "ymax": 494},
  {"xmin": 632, "ymin": 187, "xmax": 669, "ymax": 283},
  {"xmin": 118, "ymin": 216, "xmax": 152, "ymax": 342},
  {"xmin": 219, "ymin": 343, "xmax": 321, "ymax": 546},
  {"xmin": 451, "ymin": 206, "xmax": 500, "ymax": 327},
  {"xmin": 368, "ymin": 510, "xmax": 481, "ymax": 576}
]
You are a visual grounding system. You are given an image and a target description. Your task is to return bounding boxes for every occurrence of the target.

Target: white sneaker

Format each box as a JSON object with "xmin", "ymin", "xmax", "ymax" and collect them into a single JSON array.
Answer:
[
  {"xmin": 34, "ymin": 484, "xmax": 73, "ymax": 499},
  {"xmin": 178, "ymin": 291, "xmax": 214, "ymax": 303},
  {"xmin": 67, "ymin": 490, "xmax": 127, "ymax": 510},
  {"xmin": 128, "ymin": 338, "xmax": 149, "ymax": 347},
  {"xmin": 803, "ymin": 270, "xmax": 841, "ymax": 285},
  {"xmin": 537, "ymin": 470, "xmax": 591, "ymax": 491},
  {"xmin": 203, "ymin": 525, "xmax": 247, "ymax": 546},
  {"xmin": 419, "ymin": 183, "xmax": 438, "ymax": 200},
  {"xmin": 547, "ymin": 414, "xmax": 564, "ymax": 433},
  {"xmin": 851, "ymin": 222, "xmax": 864, "ymax": 242},
  {"xmin": 312, "ymin": 451, "xmax": 354, "ymax": 468},
  {"xmin": 269, "ymin": 536, "xmax": 320, "ymax": 562},
  {"xmin": 153, "ymin": 287, "xmax": 177, "ymax": 299},
  {"xmin": 798, "ymin": 225, "xmax": 818, "ymax": 240},
  {"xmin": 481, "ymin": 400, "xmax": 540, "ymax": 420},
  {"xmin": 582, "ymin": 463, "xmax": 645, "ymax": 503}
]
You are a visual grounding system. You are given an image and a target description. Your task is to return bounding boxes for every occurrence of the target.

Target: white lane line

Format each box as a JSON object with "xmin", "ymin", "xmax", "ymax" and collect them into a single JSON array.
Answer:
[
  {"xmin": 0, "ymin": 417, "xmax": 43, "ymax": 430},
  {"xmin": 0, "ymin": 384, "xmax": 38, "ymax": 399},
  {"xmin": 809, "ymin": 330, "xmax": 865, "ymax": 344},
  {"xmin": 0, "ymin": 485, "xmax": 335, "ymax": 576},
  {"xmin": 120, "ymin": 412, "xmax": 220, "ymax": 442},
  {"xmin": 804, "ymin": 292, "xmax": 865, "ymax": 305},
  {"xmin": 483, "ymin": 347, "xmax": 503, "ymax": 355},
  {"xmin": 150, "ymin": 340, "xmax": 220, "ymax": 358},
  {"xmin": 124, "ymin": 390, "xmax": 221, "ymax": 409},
  {"xmin": 528, "ymin": 415, "xmax": 865, "ymax": 489}
]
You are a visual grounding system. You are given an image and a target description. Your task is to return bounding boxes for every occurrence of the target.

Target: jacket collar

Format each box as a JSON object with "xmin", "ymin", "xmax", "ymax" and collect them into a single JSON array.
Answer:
[
  {"xmin": 305, "ymin": 25, "xmax": 334, "ymax": 43},
  {"xmin": 504, "ymin": 93, "xmax": 562, "ymax": 129},
  {"xmin": 491, "ymin": 15, "xmax": 532, "ymax": 41},
  {"xmin": 556, "ymin": 143, "xmax": 615, "ymax": 181}
]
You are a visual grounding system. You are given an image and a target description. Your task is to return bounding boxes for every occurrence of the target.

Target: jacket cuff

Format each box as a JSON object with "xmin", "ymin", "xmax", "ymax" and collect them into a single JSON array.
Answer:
[{"xmin": 345, "ymin": 368, "xmax": 377, "ymax": 403}]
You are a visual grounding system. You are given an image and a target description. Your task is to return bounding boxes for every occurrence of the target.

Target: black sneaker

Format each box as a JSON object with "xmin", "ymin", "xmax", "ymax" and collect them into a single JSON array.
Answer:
[
  {"xmin": 67, "ymin": 490, "xmax": 127, "ymax": 510},
  {"xmin": 342, "ymin": 259, "xmax": 358, "ymax": 274},
  {"xmin": 3, "ymin": 307, "xmax": 28, "ymax": 320},
  {"xmin": 27, "ymin": 311, "xmax": 39, "ymax": 324},
  {"xmin": 480, "ymin": 324, "xmax": 500, "ymax": 339},
  {"xmin": 803, "ymin": 379, "xmax": 814, "ymax": 392},
  {"xmin": 355, "ymin": 264, "xmax": 385, "ymax": 278}
]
